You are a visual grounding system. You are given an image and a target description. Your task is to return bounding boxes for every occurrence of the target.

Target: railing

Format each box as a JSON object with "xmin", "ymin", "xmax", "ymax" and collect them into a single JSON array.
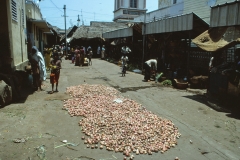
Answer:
[{"xmin": 25, "ymin": 0, "xmax": 43, "ymax": 20}]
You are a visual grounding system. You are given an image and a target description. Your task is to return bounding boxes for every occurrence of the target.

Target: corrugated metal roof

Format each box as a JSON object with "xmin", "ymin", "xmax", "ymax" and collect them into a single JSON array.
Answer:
[
  {"xmin": 210, "ymin": 1, "xmax": 240, "ymax": 27},
  {"xmin": 145, "ymin": 13, "xmax": 197, "ymax": 35},
  {"xmin": 102, "ymin": 27, "xmax": 133, "ymax": 39}
]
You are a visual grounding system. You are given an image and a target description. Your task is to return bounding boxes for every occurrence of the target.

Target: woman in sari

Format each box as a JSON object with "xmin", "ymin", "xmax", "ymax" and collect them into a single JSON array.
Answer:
[
  {"xmin": 31, "ymin": 46, "xmax": 47, "ymax": 91},
  {"xmin": 75, "ymin": 46, "xmax": 80, "ymax": 66},
  {"xmin": 44, "ymin": 47, "xmax": 52, "ymax": 71},
  {"xmin": 79, "ymin": 46, "xmax": 85, "ymax": 66}
]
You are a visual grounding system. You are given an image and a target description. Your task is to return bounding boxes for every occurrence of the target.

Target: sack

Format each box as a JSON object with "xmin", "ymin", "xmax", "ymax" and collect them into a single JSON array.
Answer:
[{"xmin": 0, "ymin": 81, "xmax": 12, "ymax": 107}]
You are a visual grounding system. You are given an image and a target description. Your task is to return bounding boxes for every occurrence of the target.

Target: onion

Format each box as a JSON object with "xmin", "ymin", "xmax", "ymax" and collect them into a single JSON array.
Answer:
[{"xmin": 63, "ymin": 84, "xmax": 181, "ymax": 158}]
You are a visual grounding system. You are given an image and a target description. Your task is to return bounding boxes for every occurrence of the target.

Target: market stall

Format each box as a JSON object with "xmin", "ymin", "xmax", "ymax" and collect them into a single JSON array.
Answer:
[
  {"xmin": 103, "ymin": 24, "xmax": 145, "ymax": 67},
  {"xmin": 192, "ymin": 1, "xmax": 240, "ymax": 96},
  {"xmin": 144, "ymin": 12, "xmax": 209, "ymax": 88}
]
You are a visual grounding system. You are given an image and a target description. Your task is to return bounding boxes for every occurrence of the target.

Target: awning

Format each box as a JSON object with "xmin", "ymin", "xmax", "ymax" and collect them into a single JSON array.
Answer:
[
  {"xmin": 210, "ymin": 1, "xmax": 240, "ymax": 27},
  {"xmin": 29, "ymin": 19, "xmax": 51, "ymax": 32},
  {"xmin": 144, "ymin": 12, "xmax": 208, "ymax": 35},
  {"xmin": 102, "ymin": 27, "xmax": 133, "ymax": 39},
  {"xmin": 44, "ymin": 30, "xmax": 54, "ymax": 35},
  {"xmin": 192, "ymin": 26, "xmax": 240, "ymax": 51}
]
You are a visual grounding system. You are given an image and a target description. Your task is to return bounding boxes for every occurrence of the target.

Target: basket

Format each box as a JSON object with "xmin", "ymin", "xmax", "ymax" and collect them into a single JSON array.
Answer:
[
  {"xmin": 190, "ymin": 78, "xmax": 199, "ymax": 84},
  {"xmin": 174, "ymin": 79, "xmax": 188, "ymax": 89}
]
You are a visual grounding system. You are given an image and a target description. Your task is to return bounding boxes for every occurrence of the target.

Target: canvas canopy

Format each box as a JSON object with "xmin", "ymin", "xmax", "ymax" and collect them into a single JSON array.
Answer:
[{"xmin": 192, "ymin": 26, "xmax": 240, "ymax": 51}]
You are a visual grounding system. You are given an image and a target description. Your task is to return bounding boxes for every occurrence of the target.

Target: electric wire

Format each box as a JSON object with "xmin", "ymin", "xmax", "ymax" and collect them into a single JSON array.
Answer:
[{"xmin": 49, "ymin": 0, "xmax": 63, "ymax": 13}]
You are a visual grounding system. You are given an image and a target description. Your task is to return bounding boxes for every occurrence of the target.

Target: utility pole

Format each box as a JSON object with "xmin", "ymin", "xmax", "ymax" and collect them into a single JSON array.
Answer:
[
  {"xmin": 63, "ymin": 5, "xmax": 67, "ymax": 56},
  {"xmin": 81, "ymin": 10, "xmax": 84, "ymax": 26}
]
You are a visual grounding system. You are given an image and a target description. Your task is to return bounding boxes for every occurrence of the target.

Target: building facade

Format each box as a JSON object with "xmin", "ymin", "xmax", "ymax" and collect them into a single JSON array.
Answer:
[
  {"xmin": 0, "ymin": 0, "xmax": 28, "ymax": 71},
  {"xmin": 134, "ymin": 0, "xmax": 235, "ymax": 24},
  {"xmin": 0, "ymin": 0, "xmax": 52, "ymax": 72},
  {"xmin": 114, "ymin": 0, "xmax": 147, "ymax": 22},
  {"xmin": 25, "ymin": 0, "xmax": 51, "ymax": 53}
]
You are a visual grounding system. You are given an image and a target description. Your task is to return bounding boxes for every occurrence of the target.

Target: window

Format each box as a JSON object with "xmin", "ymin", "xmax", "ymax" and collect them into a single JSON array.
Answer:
[
  {"xmin": 173, "ymin": 0, "xmax": 177, "ymax": 4},
  {"xmin": 121, "ymin": 0, "xmax": 123, "ymax": 6},
  {"xmin": 117, "ymin": 0, "xmax": 120, "ymax": 9},
  {"xmin": 123, "ymin": 10, "xmax": 128, "ymax": 14},
  {"xmin": 22, "ymin": 9, "xmax": 24, "ymax": 26},
  {"xmin": 36, "ymin": 27, "xmax": 39, "ymax": 41},
  {"xmin": 130, "ymin": 0, "xmax": 137, "ymax": 8},
  {"xmin": 128, "ymin": 11, "xmax": 139, "ymax": 15},
  {"xmin": 11, "ymin": 0, "xmax": 17, "ymax": 22},
  {"xmin": 123, "ymin": 10, "xmax": 139, "ymax": 15}
]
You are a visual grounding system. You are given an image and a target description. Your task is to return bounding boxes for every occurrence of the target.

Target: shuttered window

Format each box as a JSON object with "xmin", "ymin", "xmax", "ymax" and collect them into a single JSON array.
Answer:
[
  {"xmin": 22, "ymin": 9, "xmax": 24, "ymax": 26},
  {"xmin": 11, "ymin": 0, "xmax": 18, "ymax": 22}
]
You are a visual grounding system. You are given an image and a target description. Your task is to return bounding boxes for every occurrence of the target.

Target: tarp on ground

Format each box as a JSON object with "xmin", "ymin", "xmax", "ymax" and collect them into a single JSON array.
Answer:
[{"xmin": 192, "ymin": 26, "xmax": 240, "ymax": 51}]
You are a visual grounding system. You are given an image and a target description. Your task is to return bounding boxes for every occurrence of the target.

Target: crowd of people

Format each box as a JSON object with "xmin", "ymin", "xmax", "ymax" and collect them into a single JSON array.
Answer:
[
  {"xmin": 24, "ymin": 43, "xmax": 240, "ymax": 97},
  {"xmin": 26, "ymin": 44, "xmax": 96, "ymax": 93},
  {"xmin": 27, "ymin": 45, "xmax": 63, "ymax": 93},
  {"xmin": 68, "ymin": 45, "xmax": 93, "ymax": 66}
]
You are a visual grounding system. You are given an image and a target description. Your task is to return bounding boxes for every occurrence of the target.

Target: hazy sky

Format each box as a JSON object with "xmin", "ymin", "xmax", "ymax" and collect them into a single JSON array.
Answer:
[{"xmin": 38, "ymin": 0, "xmax": 158, "ymax": 29}]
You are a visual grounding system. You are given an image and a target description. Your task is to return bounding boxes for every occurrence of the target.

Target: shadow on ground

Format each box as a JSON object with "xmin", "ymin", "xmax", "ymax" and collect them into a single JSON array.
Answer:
[{"xmin": 183, "ymin": 94, "xmax": 240, "ymax": 120}]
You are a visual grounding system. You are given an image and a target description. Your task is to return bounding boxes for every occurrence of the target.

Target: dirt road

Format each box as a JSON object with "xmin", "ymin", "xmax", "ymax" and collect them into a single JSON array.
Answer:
[{"xmin": 0, "ymin": 58, "xmax": 239, "ymax": 160}]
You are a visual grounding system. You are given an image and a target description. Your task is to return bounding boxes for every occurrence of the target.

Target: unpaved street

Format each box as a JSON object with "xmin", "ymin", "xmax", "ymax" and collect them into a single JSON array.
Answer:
[{"xmin": 0, "ymin": 58, "xmax": 240, "ymax": 160}]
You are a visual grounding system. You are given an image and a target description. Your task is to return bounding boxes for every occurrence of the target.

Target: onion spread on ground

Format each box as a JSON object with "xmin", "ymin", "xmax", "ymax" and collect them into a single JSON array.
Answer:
[{"xmin": 63, "ymin": 84, "xmax": 181, "ymax": 156}]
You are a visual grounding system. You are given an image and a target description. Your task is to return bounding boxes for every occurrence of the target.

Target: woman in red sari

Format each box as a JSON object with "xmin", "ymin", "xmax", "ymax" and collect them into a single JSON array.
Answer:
[
  {"xmin": 79, "ymin": 46, "xmax": 85, "ymax": 66},
  {"xmin": 74, "ymin": 46, "xmax": 80, "ymax": 66}
]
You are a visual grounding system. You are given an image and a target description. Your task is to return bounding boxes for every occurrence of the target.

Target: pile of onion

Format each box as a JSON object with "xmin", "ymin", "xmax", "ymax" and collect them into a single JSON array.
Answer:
[{"xmin": 63, "ymin": 84, "xmax": 181, "ymax": 157}]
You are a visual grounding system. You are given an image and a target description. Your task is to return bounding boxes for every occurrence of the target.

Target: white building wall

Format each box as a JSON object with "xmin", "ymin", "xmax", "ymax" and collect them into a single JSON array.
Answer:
[
  {"xmin": 114, "ymin": 0, "xmax": 147, "ymax": 21},
  {"xmin": 114, "ymin": 10, "xmax": 123, "ymax": 18},
  {"xmin": 115, "ymin": 0, "xmax": 146, "ymax": 9},
  {"xmin": 182, "ymin": 0, "xmax": 235, "ymax": 24},
  {"xmin": 8, "ymin": 0, "xmax": 28, "ymax": 70},
  {"xmin": 134, "ymin": 1, "xmax": 184, "ymax": 23},
  {"xmin": 26, "ymin": 2, "xmax": 42, "ymax": 20},
  {"xmin": 135, "ymin": 0, "xmax": 235, "ymax": 24}
]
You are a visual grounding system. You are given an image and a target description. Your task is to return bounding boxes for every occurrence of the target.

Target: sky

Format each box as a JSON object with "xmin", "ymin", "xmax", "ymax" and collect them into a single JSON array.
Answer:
[{"xmin": 38, "ymin": 0, "xmax": 158, "ymax": 29}]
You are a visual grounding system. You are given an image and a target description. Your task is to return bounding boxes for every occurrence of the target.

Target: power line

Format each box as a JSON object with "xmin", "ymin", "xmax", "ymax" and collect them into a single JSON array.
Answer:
[
  {"xmin": 67, "ymin": 8, "xmax": 113, "ymax": 16},
  {"xmin": 49, "ymin": 0, "xmax": 63, "ymax": 13},
  {"xmin": 40, "ymin": 6, "xmax": 113, "ymax": 17}
]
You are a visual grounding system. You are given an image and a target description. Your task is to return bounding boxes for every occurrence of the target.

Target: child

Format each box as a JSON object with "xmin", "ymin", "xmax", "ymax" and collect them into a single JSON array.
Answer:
[
  {"xmin": 49, "ymin": 52, "xmax": 61, "ymax": 94},
  {"xmin": 87, "ymin": 48, "xmax": 93, "ymax": 65}
]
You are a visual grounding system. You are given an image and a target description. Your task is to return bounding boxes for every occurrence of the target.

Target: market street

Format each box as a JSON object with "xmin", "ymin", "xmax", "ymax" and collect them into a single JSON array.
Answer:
[{"xmin": 0, "ymin": 58, "xmax": 239, "ymax": 160}]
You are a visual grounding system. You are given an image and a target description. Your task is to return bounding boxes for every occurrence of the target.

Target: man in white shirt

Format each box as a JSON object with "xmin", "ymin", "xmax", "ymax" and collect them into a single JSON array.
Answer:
[
  {"xmin": 121, "ymin": 46, "xmax": 131, "ymax": 54},
  {"xmin": 143, "ymin": 59, "xmax": 157, "ymax": 82}
]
